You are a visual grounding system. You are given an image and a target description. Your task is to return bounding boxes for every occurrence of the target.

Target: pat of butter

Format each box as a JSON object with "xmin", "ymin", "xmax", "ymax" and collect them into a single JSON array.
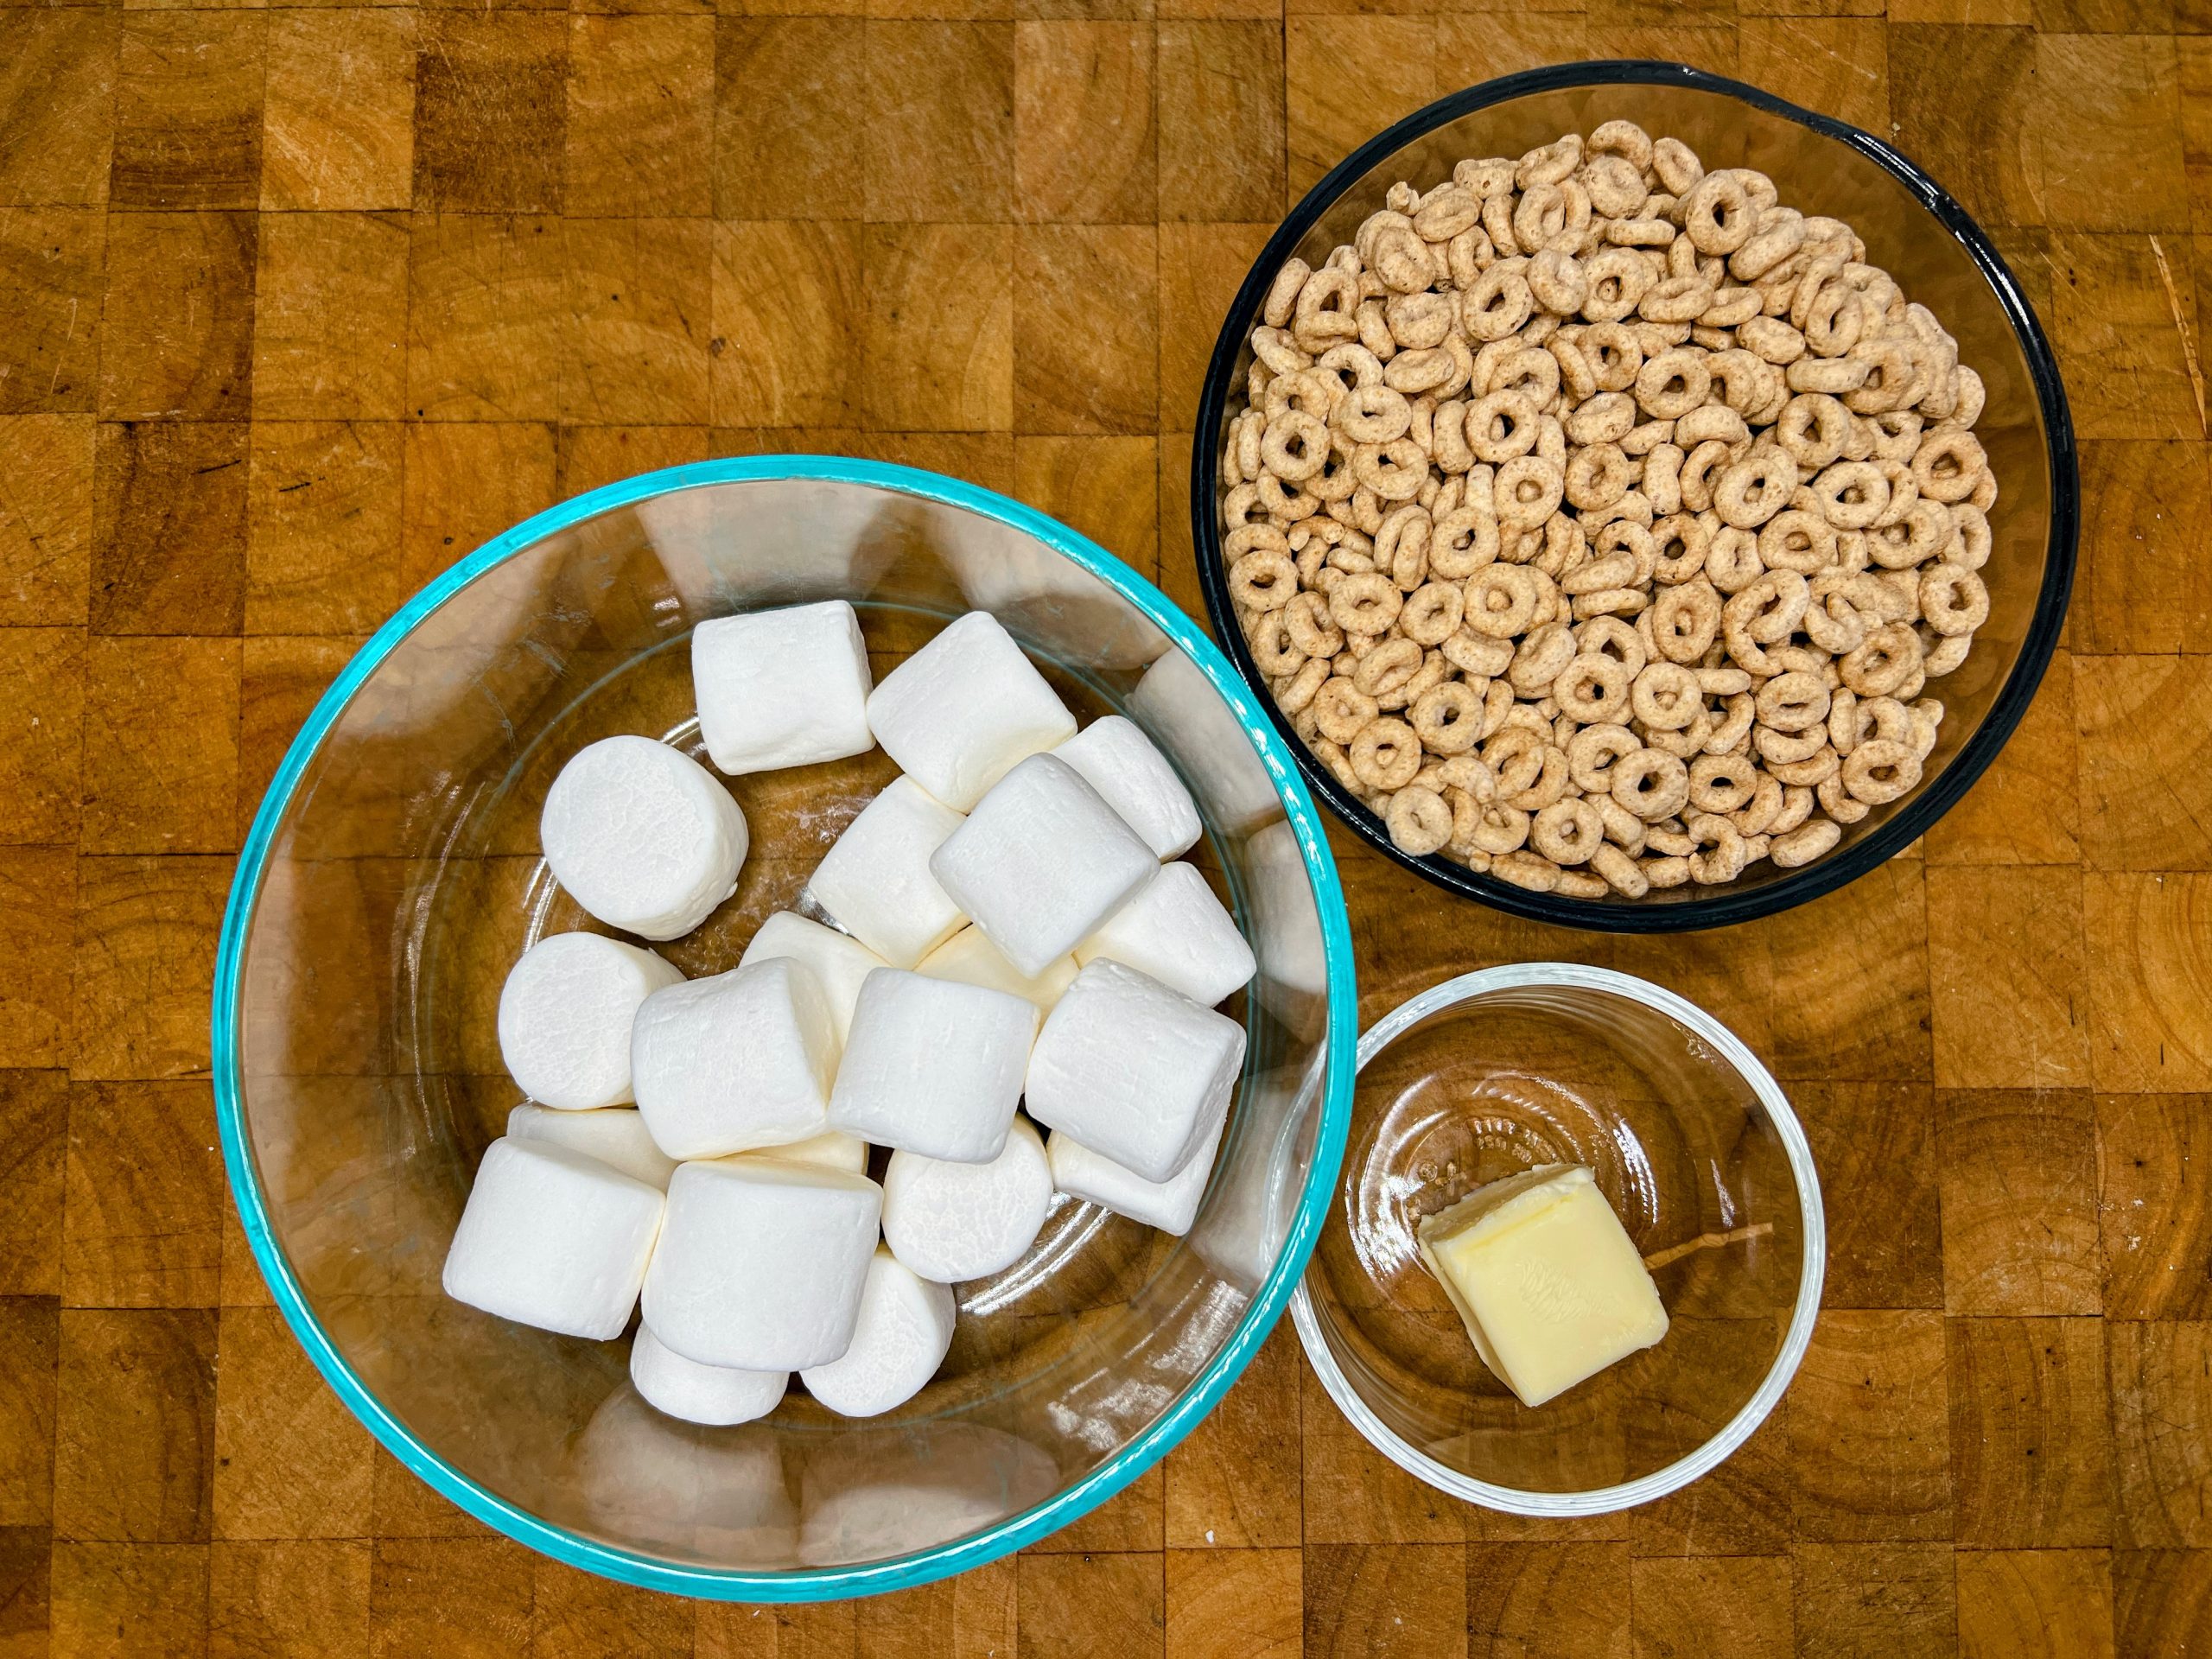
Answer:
[{"xmin": 1416, "ymin": 1163, "xmax": 1669, "ymax": 1408}]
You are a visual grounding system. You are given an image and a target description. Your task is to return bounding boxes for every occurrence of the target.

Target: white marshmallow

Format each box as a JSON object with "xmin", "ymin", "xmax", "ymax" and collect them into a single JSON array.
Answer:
[
  {"xmin": 882, "ymin": 1116, "xmax": 1052, "ymax": 1282},
  {"xmin": 442, "ymin": 1138, "xmax": 664, "ymax": 1340},
  {"xmin": 827, "ymin": 969, "xmax": 1036, "ymax": 1163},
  {"xmin": 722, "ymin": 1128, "xmax": 870, "ymax": 1177},
  {"xmin": 739, "ymin": 911, "xmax": 887, "ymax": 1043},
  {"xmin": 799, "ymin": 1248, "xmax": 957, "ymax": 1419},
  {"xmin": 630, "ymin": 1325, "xmax": 788, "ymax": 1427},
  {"xmin": 928, "ymin": 753, "xmax": 1157, "ymax": 979},
  {"xmin": 691, "ymin": 601, "xmax": 874, "ymax": 776},
  {"xmin": 1125, "ymin": 648, "xmax": 1283, "ymax": 835},
  {"xmin": 805, "ymin": 776, "xmax": 968, "ymax": 969},
  {"xmin": 505, "ymin": 1103, "xmax": 678, "ymax": 1191},
  {"xmin": 540, "ymin": 736, "xmax": 747, "ymax": 940},
  {"xmin": 1075, "ymin": 860, "xmax": 1255, "ymax": 1008},
  {"xmin": 864, "ymin": 611, "xmax": 1077, "ymax": 810},
  {"xmin": 497, "ymin": 932, "xmax": 683, "ymax": 1109},
  {"xmin": 917, "ymin": 925, "xmax": 1076, "ymax": 1014},
  {"xmin": 631, "ymin": 958, "xmax": 837, "ymax": 1160},
  {"xmin": 1026, "ymin": 959, "xmax": 1246, "ymax": 1183},
  {"xmin": 643, "ymin": 1158, "xmax": 882, "ymax": 1370},
  {"xmin": 1048, "ymin": 1118, "xmax": 1223, "ymax": 1236},
  {"xmin": 1054, "ymin": 715, "xmax": 1203, "ymax": 860}
]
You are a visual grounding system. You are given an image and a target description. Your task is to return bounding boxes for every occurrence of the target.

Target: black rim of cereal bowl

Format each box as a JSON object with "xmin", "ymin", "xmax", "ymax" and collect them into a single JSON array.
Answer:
[{"xmin": 1190, "ymin": 60, "xmax": 2078, "ymax": 934}]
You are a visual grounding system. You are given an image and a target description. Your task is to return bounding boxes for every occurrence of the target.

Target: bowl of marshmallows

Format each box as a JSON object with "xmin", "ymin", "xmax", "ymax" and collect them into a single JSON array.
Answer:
[{"xmin": 213, "ymin": 458, "xmax": 1356, "ymax": 1599}]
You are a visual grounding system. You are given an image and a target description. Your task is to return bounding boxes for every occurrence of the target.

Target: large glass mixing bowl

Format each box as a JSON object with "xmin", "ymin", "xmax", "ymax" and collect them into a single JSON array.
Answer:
[
  {"xmin": 212, "ymin": 458, "xmax": 1357, "ymax": 1599},
  {"xmin": 1192, "ymin": 61, "xmax": 2077, "ymax": 931}
]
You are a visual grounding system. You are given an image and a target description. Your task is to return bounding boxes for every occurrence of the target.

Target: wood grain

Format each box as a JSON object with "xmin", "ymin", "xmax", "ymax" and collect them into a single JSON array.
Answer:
[{"xmin": 3, "ymin": 9, "xmax": 2206, "ymax": 1653}]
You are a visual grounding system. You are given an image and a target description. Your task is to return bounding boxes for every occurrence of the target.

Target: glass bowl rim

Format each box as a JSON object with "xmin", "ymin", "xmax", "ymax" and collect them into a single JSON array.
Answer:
[
  {"xmin": 1289, "ymin": 961, "xmax": 1827, "ymax": 1516},
  {"xmin": 1190, "ymin": 57, "xmax": 2080, "ymax": 933},
  {"xmin": 208, "ymin": 454, "xmax": 1362, "ymax": 1601}
]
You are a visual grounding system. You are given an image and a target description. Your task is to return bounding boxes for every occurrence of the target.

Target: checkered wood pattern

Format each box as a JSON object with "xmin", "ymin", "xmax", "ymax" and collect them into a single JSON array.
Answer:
[{"xmin": 0, "ymin": 0, "xmax": 2206, "ymax": 1652}]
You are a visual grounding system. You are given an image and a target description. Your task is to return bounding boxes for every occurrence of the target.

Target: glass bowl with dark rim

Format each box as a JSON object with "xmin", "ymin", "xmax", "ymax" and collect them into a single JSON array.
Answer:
[{"xmin": 1192, "ymin": 60, "xmax": 2076, "ymax": 932}]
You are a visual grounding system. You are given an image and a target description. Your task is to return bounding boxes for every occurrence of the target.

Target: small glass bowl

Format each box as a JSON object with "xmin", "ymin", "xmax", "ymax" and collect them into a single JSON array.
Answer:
[{"xmin": 1291, "ymin": 963, "xmax": 1824, "ymax": 1515}]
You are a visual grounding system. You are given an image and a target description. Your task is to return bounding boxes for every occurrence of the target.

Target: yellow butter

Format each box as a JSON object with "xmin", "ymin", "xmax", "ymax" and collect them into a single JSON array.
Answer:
[{"xmin": 1415, "ymin": 1163, "xmax": 1669, "ymax": 1408}]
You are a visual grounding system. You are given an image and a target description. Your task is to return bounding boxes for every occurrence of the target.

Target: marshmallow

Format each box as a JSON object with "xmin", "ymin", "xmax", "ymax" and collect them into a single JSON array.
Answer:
[
  {"xmin": 1048, "ymin": 1118, "xmax": 1223, "ymax": 1236},
  {"xmin": 630, "ymin": 1325, "xmax": 788, "ymax": 1427},
  {"xmin": 505, "ymin": 1103, "xmax": 678, "ymax": 1191},
  {"xmin": 739, "ymin": 911, "xmax": 887, "ymax": 1043},
  {"xmin": 691, "ymin": 601, "xmax": 874, "ymax": 776},
  {"xmin": 799, "ymin": 1247, "xmax": 957, "ymax": 1418},
  {"xmin": 1125, "ymin": 648, "xmax": 1282, "ymax": 836},
  {"xmin": 1075, "ymin": 860, "xmax": 1255, "ymax": 1008},
  {"xmin": 882, "ymin": 1116, "xmax": 1052, "ymax": 1282},
  {"xmin": 917, "ymin": 925, "xmax": 1076, "ymax": 1014},
  {"xmin": 1026, "ymin": 959, "xmax": 1246, "ymax": 1183},
  {"xmin": 828, "ymin": 969, "xmax": 1036, "ymax": 1163},
  {"xmin": 864, "ymin": 611, "xmax": 1077, "ymax": 810},
  {"xmin": 631, "ymin": 958, "xmax": 837, "ymax": 1160},
  {"xmin": 929, "ymin": 754, "xmax": 1157, "ymax": 979},
  {"xmin": 540, "ymin": 735, "xmax": 747, "ymax": 940},
  {"xmin": 496, "ymin": 932, "xmax": 683, "ymax": 1109},
  {"xmin": 643, "ymin": 1158, "xmax": 883, "ymax": 1370},
  {"xmin": 724, "ymin": 1128, "xmax": 870, "ymax": 1177},
  {"xmin": 442, "ymin": 1138, "xmax": 664, "ymax": 1340},
  {"xmin": 806, "ymin": 776, "xmax": 968, "ymax": 969},
  {"xmin": 1054, "ymin": 715, "xmax": 1203, "ymax": 860}
]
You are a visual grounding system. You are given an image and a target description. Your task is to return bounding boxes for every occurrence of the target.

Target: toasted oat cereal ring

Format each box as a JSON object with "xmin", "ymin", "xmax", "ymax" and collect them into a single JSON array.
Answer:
[
  {"xmin": 1630, "ymin": 661, "xmax": 1705, "ymax": 732},
  {"xmin": 1726, "ymin": 772, "xmax": 1781, "ymax": 838},
  {"xmin": 1841, "ymin": 737, "xmax": 1920, "ymax": 804},
  {"xmin": 1465, "ymin": 390, "xmax": 1540, "ymax": 464},
  {"xmin": 1577, "ymin": 613, "xmax": 1649, "ymax": 676},
  {"xmin": 1817, "ymin": 773, "xmax": 1869, "ymax": 824},
  {"xmin": 1687, "ymin": 813, "xmax": 1748, "ymax": 885},
  {"xmin": 1580, "ymin": 320, "xmax": 1644, "ymax": 388},
  {"xmin": 1842, "ymin": 334, "xmax": 1916, "ymax": 415},
  {"xmin": 1918, "ymin": 563, "xmax": 1989, "ymax": 637},
  {"xmin": 1725, "ymin": 569, "xmax": 1810, "ymax": 643},
  {"xmin": 1756, "ymin": 669, "xmax": 1831, "ymax": 734},
  {"xmin": 1786, "ymin": 350, "xmax": 1870, "ymax": 396},
  {"xmin": 1491, "ymin": 850, "xmax": 1562, "ymax": 892},
  {"xmin": 1333, "ymin": 384, "xmax": 1413, "ymax": 444},
  {"xmin": 1282, "ymin": 593, "xmax": 1344, "ymax": 664},
  {"xmin": 1642, "ymin": 853, "xmax": 1692, "ymax": 888},
  {"xmin": 1350, "ymin": 716, "xmax": 1423, "ymax": 791},
  {"xmin": 1351, "ymin": 636, "xmax": 1423, "ymax": 700},
  {"xmin": 1552, "ymin": 653, "xmax": 1636, "ymax": 723},
  {"xmin": 1912, "ymin": 429, "xmax": 1988, "ymax": 504},
  {"xmin": 1351, "ymin": 439, "xmax": 1428, "ymax": 502},
  {"xmin": 1506, "ymin": 742, "xmax": 1571, "ymax": 812},
  {"xmin": 1590, "ymin": 841, "xmax": 1649, "ymax": 896},
  {"xmin": 1463, "ymin": 264, "xmax": 1535, "ymax": 342},
  {"xmin": 1682, "ymin": 169, "xmax": 1756, "ymax": 255},
  {"xmin": 1246, "ymin": 607, "xmax": 1306, "ymax": 676},
  {"xmin": 1637, "ymin": 274, "xmax": 1712, "ymax": 326},
  {"xmin": 1385, "ymin": 576, "xmax": 1456, "ymax": 645},
  {"xmin": 1404, "ymin": 681, "xmax": 1480, "ymax": 756},
  {"xmin": 1923, "ymin": 630, "xmax": 1974, "ymax": 677},
  {"xmin": 1376, "ymin": 652, "xmax": 1446, "ymax": 713},
  {"xmin": 1840, "ymin": 621, "xmax": 1920, "ymax": 696},
  {"xmin": 1531, "ymin": 798, "xmax": 1605, "ymax": 866},
  {"xmin": 1261, "ymin": 410, "xmax": 1332, "ymax": 482},
  {"xmin": 1635, "ymin": 347, "xmax": 1712, "ymax": 420},
  {"xmin": 1650, "ymin": 580, "xmax": 1722, "ymax": 664},
  {"xmin": 1644, "ymin": 823, "xmax": 1696, "ymax": 857},
  {"xmin": 1688, "ymin": 752, "xmax": 1758, "ymax": 814},
  {"xmin": 1757, "ymin": 508, "xmax": 1836, "ymax": 575},
  {"xmin": 1948, "ymin": 503, "xmax": 1993, "ymax": 570},
  {"xmin": 1484, "ymin": 726, "xmax": 1547, "ymax": 797},
  {"xmin": 1714, "ymin": 452, "xmax": 1801, "ymax": 530},
  {"xmin": 1526, "ymin": 246, "xmax": 1589, "ymax": 315},
  {"xmin": 1276, "ymin": 657, "xmax": 1330, "ymax": 715},
  {"xmin": 1770, "ymin": 818, "xmax": 1842, "ymax": 868},
  {"xmin": 1566, "ymin": 722, "xmax": 1638, "ymax": 793},
  {"xmin": 1564, "ymin": 442, "xmax": 1634, "ymax": 512},
  {"xmin": 1224, "ymin": 522, "xmax": 1290, "ymax": 560},
  {"xmin": 1562, "ymin": 551, "xmax": 1637, "ymax": 597},
  {"xmin": 1383, "ymin": 785, "xmax": 1453, "ymax": 855},
  {"xmin": 1802, "ymin": 283, "xmax": 1867, "ymax": 359},
  {"xmin": 1465, "ymin": 564, "xmax": 1540, "ymax": 639},
  {"xmin": 1611, "ymin": 747, "xmax": 1691, "ymax": 821},
  {"xmin": 1489, "ymin": 346, "xmax": 1560, "ymax": 408},
  {"xmin": 1228, "ymin": 550, "xmax": 1300, "ymax": 613},
  {"xmin": 1496, "ymin": 455, "xmax": 1565, "ymax": 531},
  {"xmin": 1572, "ymin": 587, "xmax": 1649, "ymax": 621},
  {"xmin": 1512, "ymin": 181, "xmax": 1573, "ymax": 251},
  {"xmin": 1262, "ymin": 258, "xmax": 1311, "ymax": 329},
  {"xmin": 1705, "ymin": 690, "xmax": 1755, "ymax": 755},
  {"xmin": 1755, "ymin": 723, "xmax": 1831, "ymax": 769},
  {"xmin": 1466, "ymin": 802, "xmax": 1531, "ymax": 855},
  {"xmin": 1677, "ymin": 440, "xmax": 1732, "ymax": 516},
  {"xmin": 1429, "ymin": 507, "xmax": 1502, "ymax": 579},
  {"xmin": 1577, "ymin": 247, "xmax": 1652, "ymax": 325},
  {"xmin": 1311, "ymin": 677, "xmax": 1378, "ymax": 744}
]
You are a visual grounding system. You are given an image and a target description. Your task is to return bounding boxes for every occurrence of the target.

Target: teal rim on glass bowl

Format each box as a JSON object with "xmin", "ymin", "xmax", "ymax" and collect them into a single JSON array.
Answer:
[{"xmin": 211, "ymin": 456, "xmax": 1360, "ymax": 1601}]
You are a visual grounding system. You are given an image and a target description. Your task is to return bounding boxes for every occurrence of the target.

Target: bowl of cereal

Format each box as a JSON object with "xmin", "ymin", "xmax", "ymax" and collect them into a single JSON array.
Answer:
[{"xmin": 1192, "ymin": 60, "xmax": 2075, "ymax": 930}]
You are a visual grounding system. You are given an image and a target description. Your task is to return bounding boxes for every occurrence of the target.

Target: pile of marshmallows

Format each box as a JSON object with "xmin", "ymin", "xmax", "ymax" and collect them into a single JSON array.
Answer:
[{"xmin": 442, "ymin": 603, "xmax": 1257, "ymax": 1429}]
